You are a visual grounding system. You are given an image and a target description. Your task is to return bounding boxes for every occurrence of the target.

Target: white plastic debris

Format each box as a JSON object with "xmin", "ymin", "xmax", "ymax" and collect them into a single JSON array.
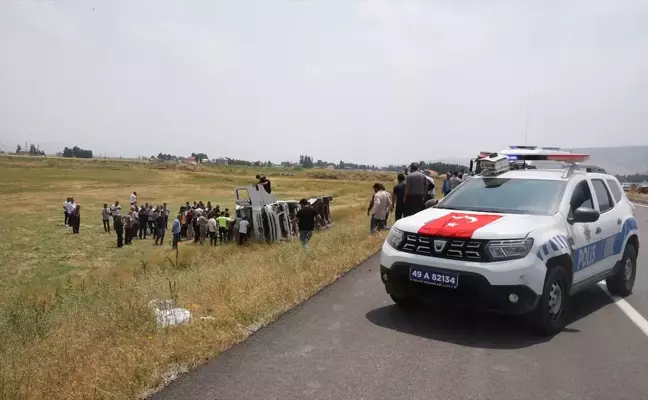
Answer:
[{"xmin": 148, "ymin": 299, "xmax": 192, "ymax": 328}]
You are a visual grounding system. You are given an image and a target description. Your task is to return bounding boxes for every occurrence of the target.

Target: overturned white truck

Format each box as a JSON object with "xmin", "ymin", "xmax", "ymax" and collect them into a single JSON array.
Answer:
[{"xmin": 234, "ymin": 184, "xmax": 333, "ymax": 242}]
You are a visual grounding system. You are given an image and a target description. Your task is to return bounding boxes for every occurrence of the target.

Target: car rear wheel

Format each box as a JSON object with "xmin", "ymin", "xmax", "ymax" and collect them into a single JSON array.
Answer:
[
  {"xmin": 529, "ymin": 266, "xmax": 569, "ymax": 336},
  {"xmin": 390, "ymin": 294, "xmax": 420, "ymax": 309},
  {"xmin": 606, "ymin": 244, "xmax": 637, "ymax": 297}
]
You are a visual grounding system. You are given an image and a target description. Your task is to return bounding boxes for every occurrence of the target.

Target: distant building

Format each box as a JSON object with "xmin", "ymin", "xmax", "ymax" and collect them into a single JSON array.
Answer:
[
  {"xmin": 326, "ymin": 165, "xmax": 335, "ymax": 170},
  {"xmin": 213, "ymin": 157, "xmax": 229, "ymax": 165}
]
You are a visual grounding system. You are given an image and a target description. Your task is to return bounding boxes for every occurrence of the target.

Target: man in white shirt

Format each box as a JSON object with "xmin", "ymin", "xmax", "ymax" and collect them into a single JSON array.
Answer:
[
  {"xmin": 207, "ymin": 215, "xmax": 218, "ymax": 246},
  {"xmin": 130, "ymin": 192, "xmax": 137, "ymax": 206},
  {"xmin": 66, "ymin": 198, "xmax": 77, "ymax": 218},
  {"xmin": 238, "ymin": 217, "xmax": 250, "ymax": 245},
  {"xmin": 370, "ymin": 183, "xmax": 392, "ymax": 233},
  {"xmin": 111, "ymin": 201, "xmax": 122, "ymax": 224}
]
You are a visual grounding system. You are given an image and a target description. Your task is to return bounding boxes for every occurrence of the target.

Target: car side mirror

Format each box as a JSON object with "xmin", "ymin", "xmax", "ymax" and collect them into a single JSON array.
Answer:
[
  {"xmin": 425, "ymin": 199, "xmax": 439, "ymax": 209},
  {"xmin": 570, "ymin": 207, "xmax": 600, "ymax": 224}
]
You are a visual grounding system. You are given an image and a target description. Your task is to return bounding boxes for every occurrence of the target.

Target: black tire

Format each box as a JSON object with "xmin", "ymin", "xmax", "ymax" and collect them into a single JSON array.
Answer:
[
  {"xmin": 606, "ymin": 244, "xmax": 637, "ymax": 297},
  {"xmin": 390, "ymin": 294, "xmax": 420, "ymax": 309},
  {"xmin": 529, "ymin": 266, "xmax": 570, "ymax": 336}
]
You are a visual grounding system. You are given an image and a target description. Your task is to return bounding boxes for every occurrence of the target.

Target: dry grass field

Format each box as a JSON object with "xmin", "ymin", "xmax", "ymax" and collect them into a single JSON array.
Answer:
[
  {"xmin": 0, "ymin": 156, "xmax": 442, "ymax": 400},
  {"xmin": 627, "ymin": 190, "xmax": 648, "ymax": 204}
]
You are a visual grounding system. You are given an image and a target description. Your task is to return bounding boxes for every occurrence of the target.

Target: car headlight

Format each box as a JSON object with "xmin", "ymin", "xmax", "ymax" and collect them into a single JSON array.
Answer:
[
  {"xmin": 486, "ymin": 238, "xmax": 534, "ymax": 261},
  {"xmin": 386, "ymin": 227, "xmax": 405, "ymax": 249}
]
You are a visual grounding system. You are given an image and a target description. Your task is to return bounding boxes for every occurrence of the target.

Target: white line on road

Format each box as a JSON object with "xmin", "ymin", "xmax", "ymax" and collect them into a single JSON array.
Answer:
[
  {"xmin": 632, "ymin": 202, "xmax": 648, "ymax": 208},
  {"xmin": 599, "ymin": 282, "xmax": 648, "ymax": 337}
]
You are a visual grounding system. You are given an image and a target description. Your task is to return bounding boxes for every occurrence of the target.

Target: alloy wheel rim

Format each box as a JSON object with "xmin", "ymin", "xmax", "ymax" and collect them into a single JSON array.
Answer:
[
  {"xmin": 548, "ymin": 280, "xmax": 563, "ymax": 320},
  {"xmin": 624, "ymin": 257, "xmax": 633, "ymax": 282}
]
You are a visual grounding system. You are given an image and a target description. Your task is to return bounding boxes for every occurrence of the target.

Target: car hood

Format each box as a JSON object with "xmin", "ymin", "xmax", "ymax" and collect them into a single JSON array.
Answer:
[{"xmin": 394, "ymin": 208, "xmax": 557, "ymax": 240}]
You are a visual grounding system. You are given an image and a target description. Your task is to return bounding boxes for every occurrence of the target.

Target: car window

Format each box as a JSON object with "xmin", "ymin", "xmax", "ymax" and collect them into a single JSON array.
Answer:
[
  {"xmin": 438, "ymin": 177, "xmax": 566, "ymax": 215},
  {"xmin": 592, "ymin": 179, "xmax": 614, "ymax": 212},
  {"xmin": 569, "ymin": 180, "xmax": 594, "ymax": 217},
  {"xmin": 606, "ymin": 178, "xmax": 623, "ymax": 203}
]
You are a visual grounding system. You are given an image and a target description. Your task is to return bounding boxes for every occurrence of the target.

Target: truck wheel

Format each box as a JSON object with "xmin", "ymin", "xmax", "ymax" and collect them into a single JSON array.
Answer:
[
  {"xmin": 529, "ymin": 266, "xmax": 569, "ymax": 336},
  {"xmin": 390, "ymin": 294, "xmax": 420, "ymax": 309},
  {"xmin": 606, "ymin": 244, "xmax": 637, "ymax": 297}
]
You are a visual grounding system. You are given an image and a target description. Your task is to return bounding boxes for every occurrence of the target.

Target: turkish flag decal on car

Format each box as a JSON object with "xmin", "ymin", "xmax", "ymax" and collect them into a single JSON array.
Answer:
[{"xmin": 417, "ymin": 212, "xmax": 502, "ymax": 238}]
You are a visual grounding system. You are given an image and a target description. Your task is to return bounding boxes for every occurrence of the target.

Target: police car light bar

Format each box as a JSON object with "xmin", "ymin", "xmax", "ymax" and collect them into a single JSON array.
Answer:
[{"xmin": 506, "ymin": 153, "xmax": 590, "ymax": 163}]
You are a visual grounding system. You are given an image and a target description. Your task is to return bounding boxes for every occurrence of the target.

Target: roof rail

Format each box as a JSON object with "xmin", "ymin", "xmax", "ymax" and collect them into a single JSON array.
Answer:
[{"xmin": 561, "ymin": 163, "xmax": 605, "ymax": 178}]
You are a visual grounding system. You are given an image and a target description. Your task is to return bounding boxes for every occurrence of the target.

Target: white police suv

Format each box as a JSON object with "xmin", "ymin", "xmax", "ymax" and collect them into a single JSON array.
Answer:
[{"xmin": 380, "ymin": 150, "xmax": 640, "ymax": 335}]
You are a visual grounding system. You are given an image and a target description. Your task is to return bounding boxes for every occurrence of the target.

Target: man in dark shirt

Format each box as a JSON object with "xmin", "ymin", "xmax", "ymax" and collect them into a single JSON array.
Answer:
[
  {"xmin": 115, "ymin": 216, "xmax": 124, "ymax": 248},
  {"xmin": 391, "ymin": 173, "xmax": 406, "ymax": 221},
  {"xmin": 404, "ymin": 163, "xmax": 428, "ymax": 217},
  {"xmin": 295, "ymin": 199, "xmax": 320, "ymax": 249},
  {"xmin": 138, "ymin": 206, "xmax": 148, "ymax": 239},
  {"xmin": 256, "ymin": 174, "xmax": 272, "ymax": 194}
]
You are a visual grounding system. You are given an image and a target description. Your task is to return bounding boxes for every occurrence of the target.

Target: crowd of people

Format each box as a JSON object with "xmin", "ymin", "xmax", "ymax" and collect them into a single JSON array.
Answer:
[
  {"xmin": 63, "ymin": 197, "xmax": 81, "ymax": 234},
  {"xmin": 59, "ymin": 170, "xmax": 329, "ymax": 252},
  {"xmin": 99, "ymin": 194, "xmax": 249, "ymax": 249},
  {"xmin": 62, "ymin": 168, "xmax": 468, "ymax": 248},
  {"xmin": 367, "ymin": 164, "xmax": 469, "ymax": 233}
]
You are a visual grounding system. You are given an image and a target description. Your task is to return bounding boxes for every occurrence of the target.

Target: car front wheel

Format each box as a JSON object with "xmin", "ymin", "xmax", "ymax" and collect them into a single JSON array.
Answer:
[
  {"xmin": 529, "ymin": 266, "xmax": 569, "ymax": 336},
  {"xmin": 606, "ymin": 244, "xmax": 637, "ymax": 297}
]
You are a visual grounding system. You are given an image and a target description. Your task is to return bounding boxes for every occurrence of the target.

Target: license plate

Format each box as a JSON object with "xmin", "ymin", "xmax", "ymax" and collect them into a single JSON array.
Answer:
[{"xmin": 409, "ymin": 267, "xmax": 459, "ymax": 289}]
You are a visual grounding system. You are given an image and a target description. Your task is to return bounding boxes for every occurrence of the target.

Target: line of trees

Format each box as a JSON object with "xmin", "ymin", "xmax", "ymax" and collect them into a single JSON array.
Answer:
[
  {"xmin": 616, "ymin": 173, "xmax": 648, "ymax": 183},
  {"xmin": 62, "ymin": 146, "xmax": 93, "ymax": 159},
  {"xmin": 16, "ymin": 144, "xmax": 45, "ymax": 156},
  {"xmin": 386, "ymin": 161, "xmax": 470, "ymax": 174},
  {"xmin": 191, "ymin": 152, "xmax": 209, "ymax": 163}
]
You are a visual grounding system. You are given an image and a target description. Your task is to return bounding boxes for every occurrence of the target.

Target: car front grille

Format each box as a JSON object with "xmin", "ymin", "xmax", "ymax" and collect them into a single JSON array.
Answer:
[{"xmin": 400, "ymin": 233, "xmax": 488, "ymax": 262}]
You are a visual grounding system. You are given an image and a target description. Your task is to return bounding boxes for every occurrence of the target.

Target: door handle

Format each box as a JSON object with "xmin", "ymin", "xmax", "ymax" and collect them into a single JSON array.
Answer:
[
  {"xmin": 595, "ymin": 227, "xmax": 602, "ymax": 234},
  {"xmin": 617, "ymin": 219, "xmax": 622, "ymax": 225}
]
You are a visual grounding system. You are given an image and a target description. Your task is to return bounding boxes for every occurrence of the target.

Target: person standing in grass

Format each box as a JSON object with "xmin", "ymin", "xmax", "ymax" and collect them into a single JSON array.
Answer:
[
  {"xmin": 172, "ymin": 214, "xmax": 181, "ymax": 249},
  {"xmin": 65, "ymin": 198, "xmax": 77, "ymax": 226},
  {"xmin": 155, "ymin": 211, "xmax": 166, "ymax": 246},
  {"xmin": 193, "ymin": 210, "xmax": 201, "ymax": 243},
  {"xmin": 115, "ymin": 215, "xmax": 124, "ymax": 248},
  {"xmin": 138, "ymin": 205, "xmax": 148, "ymax": 239},
  {"xmin": 130, "ymin": 191, "xmax": 137, "ymax": 206},
  {"xmin": 208, "ymin": 213, "xmax": 218, "ymax": 246},
  {"xmin": 163, "ymin": 202, "xmax": 169, "ymax": 230},
  {"xmin": 64, "ymin": 197, "xmax": 71, "ymax": 226},
  {"xmin": 226, "ymin": 212, "xmax": 235, "ymax": 242},
  {"xmin": 369, "ymin": 183, "xmax": 391, "ymax": 233},
  {"xmin": 102, "ymin": 203, "xmax": 111, "ymax": 233},
  {"xmin": 198, "ymin": 212, "xmax": 209, "ymax": 245},
  {"xmin": 404, "ymin": 163, "xmax": 428, "ymax": 217},
  {"xmin": 111, "ymin": 201, "xmax": 121, "ymax": 224},
  {"xmin": 238, "ymin": 217, "xmax": 249, "ymax": 245},
  {"xmin": 131, "ymin": 207, "xmax": 140, "ymax": 241},
  {"xmin": 449, "ymin": 171, "xmax": 462, "ymax": 191},
  {"xmin": 70, "ymin": 205, "xmax": 81, "ymax": 234},
  {"xmin": 391, "ymin": 174, "xmax": 406, "ymax": 222},
  {"xmin": 124, "ymin": 212, "xmax": 133, "ymax": 245},
  {"xmin": 216, "ymin": 213, "xmax": 231, "ymax": 243},
  {"xmin": 295, "ymin": 198, "xmax": 321, "ymax": 249},
  {"xmin": 186, "ymin": 208, "xmax": 195, "ymax": 240},
  {"xmin": 148, "ymin": 205, "xmax": 155, "ymax": 236},
  {"xmin": 442, "ymin": 172, "xmax": 452, "ymax": 197}
]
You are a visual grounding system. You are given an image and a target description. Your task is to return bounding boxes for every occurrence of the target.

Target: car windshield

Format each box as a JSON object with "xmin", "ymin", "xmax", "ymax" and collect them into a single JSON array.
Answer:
[{"xmin": 438, "ymin": 177, "xmax": 567, "ymax": 215}]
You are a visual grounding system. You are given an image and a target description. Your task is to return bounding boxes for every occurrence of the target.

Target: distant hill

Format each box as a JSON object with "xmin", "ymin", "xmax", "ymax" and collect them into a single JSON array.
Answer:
[{"xmin": 569, "ymin": 146, "xmax": 648, "ymax": 175}]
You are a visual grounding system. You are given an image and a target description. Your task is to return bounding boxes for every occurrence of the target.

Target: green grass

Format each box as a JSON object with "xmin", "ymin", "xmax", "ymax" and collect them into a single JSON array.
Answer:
[{"xmin": 0, "ymin": 156, "xmax": 431, "ymax": 399}]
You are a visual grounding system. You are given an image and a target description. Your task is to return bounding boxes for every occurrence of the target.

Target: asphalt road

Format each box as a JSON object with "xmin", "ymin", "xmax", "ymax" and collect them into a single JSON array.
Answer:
[{"xmin": 152, "ymin": 204, "xmax": 648, "ymax": 400}]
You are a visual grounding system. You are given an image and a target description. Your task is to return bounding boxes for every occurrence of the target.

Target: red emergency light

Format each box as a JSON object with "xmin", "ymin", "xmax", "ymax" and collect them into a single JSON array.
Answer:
[{"xmin": 545, "ymin": 153, "xmax": 590, "ymax": 163}]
